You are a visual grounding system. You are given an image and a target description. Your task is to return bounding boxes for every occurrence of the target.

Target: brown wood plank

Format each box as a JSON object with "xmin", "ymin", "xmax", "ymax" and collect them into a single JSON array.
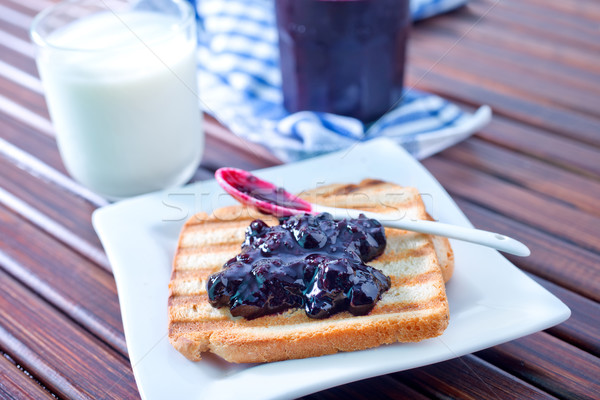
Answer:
[
  {"xmin": 0, "ymin": 73, "xmax": 48, "ymax": 118},
  {"xmin": 0, "ymin": 0, "xmax": 54, "ymax": 16},
  {"xmin": 529, "ymin": 275, "xmax": 600, "ymax": 357},
  {"xmin": 408, "ymin": 2, "xmax": 600, "ymax": 148},
  {"xmin": 475, "ymin": 0, "xmax": 600, "ymax": 51},
  {"xmin": 408, "ymin": 62, "xmax": 600, "ymax": 149},
  {"xmin": 452, "ymin": 197, "xmax": 600, "ymax": 302},
  {"xmin": 0, "ymin": 204, "xmax": 127, "ymax": 355},
  {"xmin": 444, "ymin": 183, "xmax": 600, "ymax": 354},
  {"xmin": 476, "ymin": 116, "xmax": 600, "ymax": 179},
  {"xmin": 0, "ymin": 268, "xmax": 139, "ymax": 400},
  {"xmin": 411, "ymin": 28, "xmax": 600, "ymax": 118},
  {"xmin": 434, "ymin": 97, "xmax": 600, "ymax": 182},
  {"xmin": 523, "ymin": 0, "xmax": 600, "ymax": 22},
  {"xmin": 395, "ymin": 354, "xmax": 557, "ymax": 400},
  {"xmin": 0, "ymin": 142, "xmax": 213, "ymax": 269},
  {"xmin": 0, "ymin": 353, "xmax": 55, "ymax": 400},
  {"xmin": 0, "ymin": 7, "xmax": 33, "ymax": 43},
  {"xmin": 459, "ymin": 0, "xmax": 600, "ymax": 73},
  {"xmin": 455, "ymin": 199, "xmax": 600, "ymax": 355},
  {"xmin": 423, "ymin": 157, "xmax": 600, "ymax": 254},
  {"xmin": 0, "ymin": 42, "xmax": 37, "ymax": 78},
  {"xmin": 509, "ymin": 0, "xmax": 600, "ymax": 21},
  {"xmin": 0, "ymin": 156, "xmax": 108, "ymax": 268},
  {"xmin": 0, "ymin": 106, "xmax": 213, "ymax": 206},
  {"xmin": 412, "ymin": 22, "xmax": 600, "ymax": 105},
  {"xmin": 301, "ymin": 375, "xmax": 430, "ymax": 400},
  {"xmin": 0, "ymin": 113, "xmax": 65, "ymax": 174},
  {"xmin": 440, "ymin": 138, "xmax": 600, "ymax": 215},
  {"xmin": 476, "ymin": 333, "xmax": 600, "ymax": 400}
]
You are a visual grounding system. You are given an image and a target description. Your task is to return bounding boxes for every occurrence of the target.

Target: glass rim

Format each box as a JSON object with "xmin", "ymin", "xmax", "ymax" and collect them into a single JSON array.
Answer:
[{"xmin": 30, "ymin": 0, "xmax": 195, "ymax": 53}]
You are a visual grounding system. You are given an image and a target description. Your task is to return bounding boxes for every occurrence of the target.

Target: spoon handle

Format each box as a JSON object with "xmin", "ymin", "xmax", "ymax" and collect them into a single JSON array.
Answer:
[{"xmin": 314, "ymin": 205, "xmax": 530, "ymax": 257}]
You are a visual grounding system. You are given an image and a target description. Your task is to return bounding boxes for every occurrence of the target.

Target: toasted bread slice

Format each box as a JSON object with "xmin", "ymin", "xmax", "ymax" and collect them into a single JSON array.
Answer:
[{"xmin": 168, "ymin": 179, "xmax": 453, "ymax": 363}]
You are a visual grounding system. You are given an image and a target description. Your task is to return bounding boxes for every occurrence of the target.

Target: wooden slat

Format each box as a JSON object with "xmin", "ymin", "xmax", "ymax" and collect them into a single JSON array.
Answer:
[
  {"xmin": 408, "ymin": 61, "xmax": 600, "ymax": 149},
  {"xmin": 423, "ymin": 157, "xmax": 600, "ymax": 254},
  {"xmin": 0, "ymin": 27, "xmax": 37, "ymax": 68},
  {"xmin": 476, "ymin": 116, "xmax": 600, "ymax": 179},
  {"xmin": 0, "ymin": 204, "xmax": 127, "ymax": 355},
  {"xmin": 476, "ymin": 333, "xmax": 600, "ymax": 400},
  {"xmin": 413, "ymin": 3, "xmax": 600, "ymax": 75},
  {"xmin": 0, "ymin": 2, "xmax": 33, "ymax": 28},
  {"xmin": 0, "ymin": 156, "xmax": 108, "ymax": 268},
  {"xmin": 521, "ymin": 0, "xmax": 600, "ymax": 21},
  {"xmin": 448, "ymin": 198, "xmax": 600, "ymax": 354},
  {"xmin": 464, "ymin": 0, "xmax": 600, "ymax": 71},
  {"xmin": 456, "ymin": 198, "xmax": 600, "ymax": 354},
  {"xmin": 407, "ymin": 2, "xmax": 600, "ymax": 148},
  {"xmin": 399, "ymin": 97, "xmax": 600, "ymax": 181},
  {"xmin": 0, "ymin": 74, "xmax": 47, "ymax": 118},
  {"xmin": 0, "ymin": 113, "xmax": 65, "ymax": 174},
  {"xmin": 0, "ymin": 354, "xmax": 55, "ymax": 400},
  {"xmin": 412, "ymin": 30, "xmax": 600, "ymax": 111},
  {"xmin": 452, "ymin": 198, "xmax": 600, "ymax": 302},
  {"xmin": 396, "ymin": 354, "xmax": 557, "ymax": 399},
  {"xmin": 301, "ymin": 375, "xmax": 430, "ymax": 400},
  {"xmin": 0, "ymin": 268, "xmax": 139, "ymax": 399},
  {"xmin": 476, "ymin": 0, "xmax": 600, "ymax": 53},
  {"xmin": 0, "ymin": 0, "xmax": 54, "ymax": 16},
  {"xmin": 412, "ymin": 27, "xmax": 600, "ymax": 118},
  {"xmin": 440, "ymin": 138, "xmax": 600, "ymax": 215},
  {"xmin": 0, "ymin": 7, "xmax": 32, "ymax": 43},
  {"xmin": 530, "ymin": 275, "xmax": 600, "ymax": 357}
]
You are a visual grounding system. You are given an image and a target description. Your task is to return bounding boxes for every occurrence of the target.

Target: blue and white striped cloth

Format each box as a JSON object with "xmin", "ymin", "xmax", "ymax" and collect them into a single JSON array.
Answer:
[{"xmin": 191, "ymin": 0, "xmax": 491, "ymax": 162}]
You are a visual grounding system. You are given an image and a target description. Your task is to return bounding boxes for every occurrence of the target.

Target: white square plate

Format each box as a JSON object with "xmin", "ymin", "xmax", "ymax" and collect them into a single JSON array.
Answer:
[{"xmin": 93, "ymin": 138, "xmax": 570, "ymax": 400}]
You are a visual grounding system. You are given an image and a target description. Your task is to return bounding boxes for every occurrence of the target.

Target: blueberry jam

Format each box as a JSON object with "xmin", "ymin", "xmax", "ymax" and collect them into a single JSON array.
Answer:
[{"xmin": 207, "ymin": 213, "xmax": 390, "ymax": 320}]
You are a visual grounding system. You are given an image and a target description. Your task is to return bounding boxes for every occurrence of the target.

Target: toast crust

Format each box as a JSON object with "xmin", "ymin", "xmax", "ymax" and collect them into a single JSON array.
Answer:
[{"xmin": 168, "ymin": 180, "xmax": 453, "ymax": 363}]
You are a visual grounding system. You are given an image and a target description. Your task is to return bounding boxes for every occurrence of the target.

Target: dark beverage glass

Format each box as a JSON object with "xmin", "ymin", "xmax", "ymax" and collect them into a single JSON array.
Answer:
[{"xmin": 275, "ymin": 0, "xmax": 410, "ymax": 122}]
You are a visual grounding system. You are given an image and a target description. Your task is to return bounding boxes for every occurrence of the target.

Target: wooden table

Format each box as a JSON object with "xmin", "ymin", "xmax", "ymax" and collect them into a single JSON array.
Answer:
[{"xmin": 1, "ymin": 0, "xmax": 599, "ymax": 398}]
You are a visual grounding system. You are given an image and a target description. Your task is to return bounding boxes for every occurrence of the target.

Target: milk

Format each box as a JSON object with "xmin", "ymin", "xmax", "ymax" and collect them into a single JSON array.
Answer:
[{"xmin": 35, "ymin": 10, "xmax": 203, "ymax": 199}]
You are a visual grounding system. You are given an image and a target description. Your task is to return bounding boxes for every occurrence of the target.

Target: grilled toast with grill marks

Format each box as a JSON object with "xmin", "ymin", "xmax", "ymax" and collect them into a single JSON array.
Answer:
[{"xmin": 168, "ymin": 179, "xmax": 454, "ymax": 363}]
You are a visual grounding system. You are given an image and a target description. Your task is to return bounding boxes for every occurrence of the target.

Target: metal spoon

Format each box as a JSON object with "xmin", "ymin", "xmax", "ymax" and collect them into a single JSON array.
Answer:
[{"xmin": 215, "ymin": 167, "xmax": 530, "ymax": 257}]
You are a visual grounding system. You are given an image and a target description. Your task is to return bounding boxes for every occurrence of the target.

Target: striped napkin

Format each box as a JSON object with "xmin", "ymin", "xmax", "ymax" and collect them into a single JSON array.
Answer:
[{"xmin": 191, "ymin": 0, "xmax": 491, "ymax": 162}]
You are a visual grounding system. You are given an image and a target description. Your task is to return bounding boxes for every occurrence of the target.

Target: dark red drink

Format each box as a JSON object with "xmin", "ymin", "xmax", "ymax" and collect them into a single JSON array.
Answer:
[{"xmin": 275, "ymin": 0, "xmax": 410, "ymax": 122}]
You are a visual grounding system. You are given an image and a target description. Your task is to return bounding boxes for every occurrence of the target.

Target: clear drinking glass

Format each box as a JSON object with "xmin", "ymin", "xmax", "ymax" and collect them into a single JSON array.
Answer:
[{"xmin": 31, "ymin": 0, "xmax": 203, "ymax": 199}]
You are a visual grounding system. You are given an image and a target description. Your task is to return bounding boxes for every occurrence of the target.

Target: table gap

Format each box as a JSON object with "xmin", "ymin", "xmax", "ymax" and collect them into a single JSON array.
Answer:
[{"xmin": 0, "ymin": 351, "xmax": 61, "ymax": 399}]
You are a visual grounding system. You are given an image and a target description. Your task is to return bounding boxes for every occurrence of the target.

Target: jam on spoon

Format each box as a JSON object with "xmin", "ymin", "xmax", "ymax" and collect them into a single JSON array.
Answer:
[{"xmin": 214, "ymin": 167, "xmax": 531, "ymax": 257}]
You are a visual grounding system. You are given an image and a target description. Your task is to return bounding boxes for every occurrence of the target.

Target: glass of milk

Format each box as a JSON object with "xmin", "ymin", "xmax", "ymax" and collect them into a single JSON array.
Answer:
[{"xmin": 31, "ymin": 0, "xmax": 203, "ymax": 199}]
